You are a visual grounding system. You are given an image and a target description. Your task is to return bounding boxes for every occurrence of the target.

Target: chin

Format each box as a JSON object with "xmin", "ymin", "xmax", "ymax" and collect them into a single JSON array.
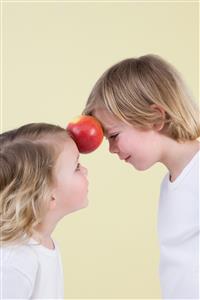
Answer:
[
  {"xmin": 78, "ymin": 197, "xmax": 89, "ymax": 210},
  {"xmin": 65, "ymin": 197, "xmax": 89, "ymax": 215},
  {"xmin": 131, "ymin": 161, "xmax": 152, "ymax": 171},
  {"xmin": 134, "ymin": 165, "xmax": 149, "ymax": 171},
  {"xmin": 82, "ymin": 197, "xmax": 89, "ymax": 208}
]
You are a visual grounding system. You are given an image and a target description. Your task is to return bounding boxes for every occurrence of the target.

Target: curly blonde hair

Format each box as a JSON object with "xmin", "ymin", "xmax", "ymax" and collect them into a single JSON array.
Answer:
[
  {"xmin": 0, "ymin": 123, "xmax": 68, "ymax": 246},
  {"xmin": 83, "ymin": 54, "xmax": 200, "ymax": 142}
]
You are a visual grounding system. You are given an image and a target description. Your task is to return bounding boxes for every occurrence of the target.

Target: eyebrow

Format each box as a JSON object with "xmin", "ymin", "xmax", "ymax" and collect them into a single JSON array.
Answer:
[{"xmin": 104, "ymin": 126, "xmax": 118, "ymax": 136}]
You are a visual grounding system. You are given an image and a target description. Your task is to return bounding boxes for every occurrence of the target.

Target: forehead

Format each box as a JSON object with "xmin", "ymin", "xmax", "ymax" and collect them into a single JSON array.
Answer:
[
  {"xmin": 56, "ymin": 138, "xmax": 79, "ymax": 164},
  {"xmin": 93, "ymin": 107, "xmax": 122, "ymax": 133},
  {"xmin": 63, "ymin": 138, "xmax": 79, "ymax": 154}
]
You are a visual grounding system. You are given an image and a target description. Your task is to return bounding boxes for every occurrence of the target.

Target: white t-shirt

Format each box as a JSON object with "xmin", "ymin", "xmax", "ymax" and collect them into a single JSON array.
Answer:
[
  {"xmin": 0, "ymin": 238, "xmax": 64, "ymax": 299},
  {"xmin": 158, "ymin": 151, "xmax": 199, "ymax": 299}
]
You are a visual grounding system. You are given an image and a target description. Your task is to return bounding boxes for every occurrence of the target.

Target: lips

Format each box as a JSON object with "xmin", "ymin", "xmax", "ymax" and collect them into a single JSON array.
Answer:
[
  {"xmin": 119, "ymin": 155, "xmax": 131, "ymax": 162},
  {"xmin": 125, "ymin": 155, "xmax": 131, "ymax": 162}
]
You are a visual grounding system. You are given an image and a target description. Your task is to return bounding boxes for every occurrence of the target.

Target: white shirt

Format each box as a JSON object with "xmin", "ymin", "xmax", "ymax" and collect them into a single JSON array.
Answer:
[
  {"xmin": 158, "ymin": 151, "xmax": 199, "ymax": 299},
  {"xmin": 0, "ymin": 238, "xmax": 64, "ymax": 299}
]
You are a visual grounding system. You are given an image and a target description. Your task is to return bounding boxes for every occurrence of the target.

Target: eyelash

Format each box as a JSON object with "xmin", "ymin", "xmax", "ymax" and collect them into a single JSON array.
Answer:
[
  {"xmin": 76, "ymin": 163, "xmax": 81, "ymax": 171},
  {"xmin": 109, "ymin": 133, "xmax": 119, "ymax": 140}
]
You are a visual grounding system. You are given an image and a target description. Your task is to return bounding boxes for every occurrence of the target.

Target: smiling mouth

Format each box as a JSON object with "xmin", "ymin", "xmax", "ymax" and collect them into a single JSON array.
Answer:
[{"xmin": 125, "ymin": 155, "xmax": 131, "ymax": 162}]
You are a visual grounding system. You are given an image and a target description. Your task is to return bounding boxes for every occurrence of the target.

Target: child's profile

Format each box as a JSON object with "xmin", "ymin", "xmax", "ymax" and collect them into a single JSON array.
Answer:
[
  {"xmin": 83, "ymin": 54, "xmax": 200, "ymax": 299},
  {"xmin": 0, "ymin": 122, "xmax": 88, "ymax": 298}
]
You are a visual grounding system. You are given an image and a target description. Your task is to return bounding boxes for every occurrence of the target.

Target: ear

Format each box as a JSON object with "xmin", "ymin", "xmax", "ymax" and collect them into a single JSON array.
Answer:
[
  {"xmin": 150, "ymin": 104, "xmax": 166, "ymax": 131},
  {"xmin": 48, "ymin": 196, "xmax": 57, "ymax": 211}
]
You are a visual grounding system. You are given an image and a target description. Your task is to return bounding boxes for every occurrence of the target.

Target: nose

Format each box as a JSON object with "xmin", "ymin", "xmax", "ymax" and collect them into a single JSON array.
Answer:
[{"xmin": 108, "ymin": 140, "xmax": 119, "ymax": 154}]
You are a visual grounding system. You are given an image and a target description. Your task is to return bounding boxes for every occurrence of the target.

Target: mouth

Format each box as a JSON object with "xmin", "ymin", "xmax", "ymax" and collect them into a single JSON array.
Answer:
[{"xmin": 125, "ymin": 155, "xmax": 131, "ymax": 162}]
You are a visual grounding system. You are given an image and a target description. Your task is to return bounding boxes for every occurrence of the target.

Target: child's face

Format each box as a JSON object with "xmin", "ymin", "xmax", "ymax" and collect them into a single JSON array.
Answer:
[
  {"xmin": 52, "ymin": 138, "xmax": 88, "ymax": 216},
  {"xmin": 94, "ymin": 107, "xmax": 163, "ymax": 171}
]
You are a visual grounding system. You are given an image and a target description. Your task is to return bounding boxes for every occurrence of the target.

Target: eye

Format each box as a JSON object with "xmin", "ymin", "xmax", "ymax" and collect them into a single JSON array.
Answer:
[
  {"xmin": 109, "ymin": 133, "xmax": 119, "ymax": 140},
  {"xmin": 76, "ymin": 162, "xmax": 81, "ymax": 171}
]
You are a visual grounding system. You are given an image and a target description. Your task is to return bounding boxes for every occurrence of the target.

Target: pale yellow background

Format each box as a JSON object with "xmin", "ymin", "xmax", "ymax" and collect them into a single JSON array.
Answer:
[{"xmin": 0, "ymin": 1, "xmax": 198, "ymax": 299}]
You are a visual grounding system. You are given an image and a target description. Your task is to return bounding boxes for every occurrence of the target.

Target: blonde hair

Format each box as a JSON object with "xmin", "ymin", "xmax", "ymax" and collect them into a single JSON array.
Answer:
[
  {"xmin": 0, "ymin": 123, "xmax": 68, "ymax": 246},
  {"xmin": 83, "ymin": 54, "xmax": 200, "ymax": 141}
]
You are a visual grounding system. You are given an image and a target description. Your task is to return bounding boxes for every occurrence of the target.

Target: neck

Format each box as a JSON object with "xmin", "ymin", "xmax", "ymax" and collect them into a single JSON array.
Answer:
[
  {"xmin": 160, "ymin": 138, "xmax": 200, "ymax": 182},
  {"xmin": 32, "ymin": 216, "xmax": 59, "ymax": 250}
]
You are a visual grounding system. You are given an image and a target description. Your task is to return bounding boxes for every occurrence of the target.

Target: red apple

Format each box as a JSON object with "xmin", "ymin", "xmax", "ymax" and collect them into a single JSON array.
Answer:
[{"xmin": 66, "ymin": 115, "xmax": 104, "ymax": 154}]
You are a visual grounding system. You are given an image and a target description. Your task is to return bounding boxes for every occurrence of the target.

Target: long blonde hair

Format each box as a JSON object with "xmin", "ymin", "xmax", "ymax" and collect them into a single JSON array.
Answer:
[
  {"xmin": 0, "ymin": 123, "xmax": 68, "ymax": 246},
  {"xmin": 83, "ymin": 54, "xmax": 200, "ymax": 141}
]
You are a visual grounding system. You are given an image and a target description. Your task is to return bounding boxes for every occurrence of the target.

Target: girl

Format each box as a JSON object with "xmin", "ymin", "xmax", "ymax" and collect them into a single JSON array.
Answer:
[
  {"xmin": 83, "ymin": 54, "xmax": 200, "ymax": 299},
  {"xmin": 0, "ymin": 123, "xmax": 88, "ymax": 299}
]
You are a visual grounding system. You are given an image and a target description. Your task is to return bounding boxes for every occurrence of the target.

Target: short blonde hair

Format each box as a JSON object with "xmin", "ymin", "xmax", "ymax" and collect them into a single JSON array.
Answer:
[
  {"xmin": 0, "ymin": 123, "xmax": 68, "ymax": 246},
  {"xmin": 83, "ymin": 54, "xmax": 200, "ymax": 141}
]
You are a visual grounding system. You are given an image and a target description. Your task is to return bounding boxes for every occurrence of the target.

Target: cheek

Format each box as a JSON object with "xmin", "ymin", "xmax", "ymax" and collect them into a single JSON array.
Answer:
[
  {"xmin": 122, "ymin": 132, "xmax": 151, "ymax": 152},
  {"xmin": 71, "ymin": 177, "xmax": 88, "ymax": 197},
  {"xmin": 62, "ymin": 176, "xmax": 88, "ymax": 207},
  {"xmin": 117, "ymin": 134, "xmax": 152, "ymax": 159},
  {"xmin": 116, "ymin": 137, "xmax": 128, "ymax": 151},
  {"xmin": 117, "ymin": 136, "xmax": 136, "ymax": 152}
]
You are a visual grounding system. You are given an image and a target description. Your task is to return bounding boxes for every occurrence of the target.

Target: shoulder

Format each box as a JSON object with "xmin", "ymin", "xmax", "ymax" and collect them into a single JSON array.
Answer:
[{"xmin": 1, "ymin": 242, "xmax": 39, "ymax": 280}]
